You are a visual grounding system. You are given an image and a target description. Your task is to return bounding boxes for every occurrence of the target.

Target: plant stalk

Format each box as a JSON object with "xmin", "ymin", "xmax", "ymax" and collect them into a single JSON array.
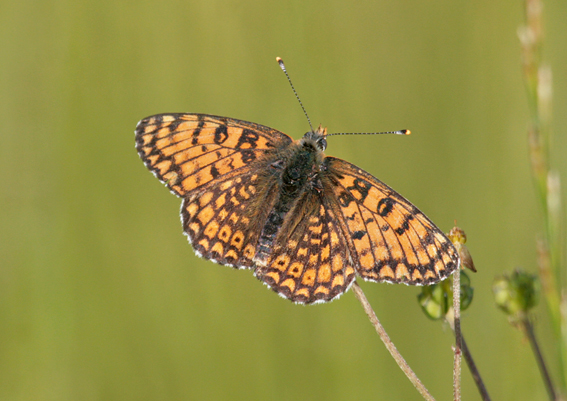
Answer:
[{"xmin": 352, "ymin": 281, "xmax": 435, "ymax": 401}]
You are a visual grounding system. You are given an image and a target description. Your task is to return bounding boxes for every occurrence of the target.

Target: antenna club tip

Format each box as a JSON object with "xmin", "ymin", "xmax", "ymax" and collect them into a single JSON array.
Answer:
[
  {"xmin": 404, "ymin": 129, "xmax": 411, "ymax": 135},
  {"xmin": 276, "ymin": 57, "xmax": 286, "ymax": 71}
]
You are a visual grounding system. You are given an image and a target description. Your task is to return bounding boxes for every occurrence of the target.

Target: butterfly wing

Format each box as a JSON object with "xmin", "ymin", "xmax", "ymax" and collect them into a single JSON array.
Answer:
[
  {"xmin": 322, "ymin": 156, "xmax": 459, "ymax": 285},
  {"xmin": 136, "ymin": 113, "xmax": 293, "ymax": 269},
  {"xmin": 135, "ymin": 113, "xmax": 293, "ymax": 197},
  {"xmin": 254, "ymin": 188, "xmax": 359, "ymax": 304}
]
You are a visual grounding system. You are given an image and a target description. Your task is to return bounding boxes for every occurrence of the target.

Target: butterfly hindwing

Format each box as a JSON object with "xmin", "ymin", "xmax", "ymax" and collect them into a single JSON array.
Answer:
[
  {"xmin": 181, "ymin": 168, "xmax": 281, "ymax": 270},
  {"xmin": 256, "ymin": 190, "xmax": 357, "ymax": 304}
]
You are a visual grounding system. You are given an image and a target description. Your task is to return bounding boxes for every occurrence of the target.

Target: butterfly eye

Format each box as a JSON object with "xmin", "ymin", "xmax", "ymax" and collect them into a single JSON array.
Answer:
[
  {"xmin": 289, "ymin": 169, "xmax": 301, "ymax": 180},
  {"xmin": 316, "ymin": 137, "xmax": 327, "ymax": 151}
]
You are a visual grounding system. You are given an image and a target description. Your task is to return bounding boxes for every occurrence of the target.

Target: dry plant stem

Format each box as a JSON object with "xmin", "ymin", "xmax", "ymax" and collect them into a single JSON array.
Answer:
[
  {"xmin": 522, "ymin": 317, "xmax": 559, "ymax": 401},
  {"xmin": 351, "ymin": 281, "xmax": 435, "ymax": 401},
  {"xmin": 446, "ymin": 315, "xmax": 491, "ymax": 401},
  {"xmin": 461, "ymin": 333, "xmax": 491, "ymax": 401},
  {"xmin": 452, "ymin": 269, "xmax": 462, "ymax": 401}
]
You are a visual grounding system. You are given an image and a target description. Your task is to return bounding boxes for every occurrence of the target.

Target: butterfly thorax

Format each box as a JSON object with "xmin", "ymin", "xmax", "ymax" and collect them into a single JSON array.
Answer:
[{"xmin": 255, "ymin": 129, "xmax": 327, "ymax": 265}]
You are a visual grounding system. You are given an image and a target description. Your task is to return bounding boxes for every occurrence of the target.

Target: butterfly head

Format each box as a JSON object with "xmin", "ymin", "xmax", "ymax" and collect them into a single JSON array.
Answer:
[{"xmin": 302, "ymin": 124, "xmax": 328, "ymax": 151}]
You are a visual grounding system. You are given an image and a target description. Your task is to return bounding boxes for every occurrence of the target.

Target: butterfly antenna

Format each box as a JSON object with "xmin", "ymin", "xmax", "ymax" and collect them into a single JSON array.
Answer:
[
  {"xmin": 276, "ymin": 57, "xmax": 315, "ymax": 133},
  {"xmin": 327, "ymin": 130, "xmax": 411, "ymax": 136}
]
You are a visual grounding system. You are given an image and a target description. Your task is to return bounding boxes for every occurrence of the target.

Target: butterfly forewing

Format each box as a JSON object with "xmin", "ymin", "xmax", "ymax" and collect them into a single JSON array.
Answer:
[
  {"xmin": 135, "ymin": 113, "xmax": 293, "ymax": 197},
  {"xmin": 323, "ymin": 156, "xmax": 459, "ymax": 285}
]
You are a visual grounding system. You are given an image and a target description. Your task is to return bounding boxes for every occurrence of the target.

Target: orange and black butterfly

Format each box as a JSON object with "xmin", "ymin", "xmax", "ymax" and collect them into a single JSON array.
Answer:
[{"xmin": 135, "ymin": 111, "xmax": 459, "ymax": 304}]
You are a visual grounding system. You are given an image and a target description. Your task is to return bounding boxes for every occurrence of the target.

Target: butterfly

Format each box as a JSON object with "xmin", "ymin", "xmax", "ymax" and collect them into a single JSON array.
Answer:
[{"xmin": 135, "ymin": 113, "xmax": 459, "ymax": 304}]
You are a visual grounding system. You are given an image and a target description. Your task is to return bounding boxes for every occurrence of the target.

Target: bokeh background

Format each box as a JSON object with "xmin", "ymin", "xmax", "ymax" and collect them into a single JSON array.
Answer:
[{"xmin": 2, "ymin": 1, "xmax": 566, "ymax": 400}]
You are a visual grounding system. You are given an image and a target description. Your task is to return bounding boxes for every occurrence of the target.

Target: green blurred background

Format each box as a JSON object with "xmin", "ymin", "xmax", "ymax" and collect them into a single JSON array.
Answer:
[{"xmin": 2, "ymin": 0, "xmax": 566, "ymax": 400}]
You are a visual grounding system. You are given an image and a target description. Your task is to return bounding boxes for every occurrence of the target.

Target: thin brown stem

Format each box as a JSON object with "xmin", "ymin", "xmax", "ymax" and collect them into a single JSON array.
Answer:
[
  {"xmin": 522, "ymin": 317, "xmax": 559, "ymax": 400},
  {"xmin": 461, "ymin": 333, "xmax": 491, "ymax": 401},
  {"xmin": 351, "ymin": 281, "xmax": 435, "ymax": 401},
  {"xmin": 446, "ymin": 318, "xmax": 491, "ymax": 401}
]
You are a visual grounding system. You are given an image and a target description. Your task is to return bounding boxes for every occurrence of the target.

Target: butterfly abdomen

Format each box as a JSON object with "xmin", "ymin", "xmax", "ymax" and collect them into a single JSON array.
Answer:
[{"xmin": 255, "ymin": 140, "xmax": 323, "ymax": 264}]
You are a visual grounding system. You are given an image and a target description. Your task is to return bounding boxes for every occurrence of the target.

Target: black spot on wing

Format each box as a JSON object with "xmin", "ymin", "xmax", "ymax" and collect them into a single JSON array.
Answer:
[
  {"xmin": 377, "ymin": 197, "xmax": 394, "ymax": 216},
  {"xmin": 352, "ymin": 230, "xmax": 366, "ymax": 240},
  {"xmin": 214, "ymin": 125, "xmax": 229, "ymax": 144}
]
